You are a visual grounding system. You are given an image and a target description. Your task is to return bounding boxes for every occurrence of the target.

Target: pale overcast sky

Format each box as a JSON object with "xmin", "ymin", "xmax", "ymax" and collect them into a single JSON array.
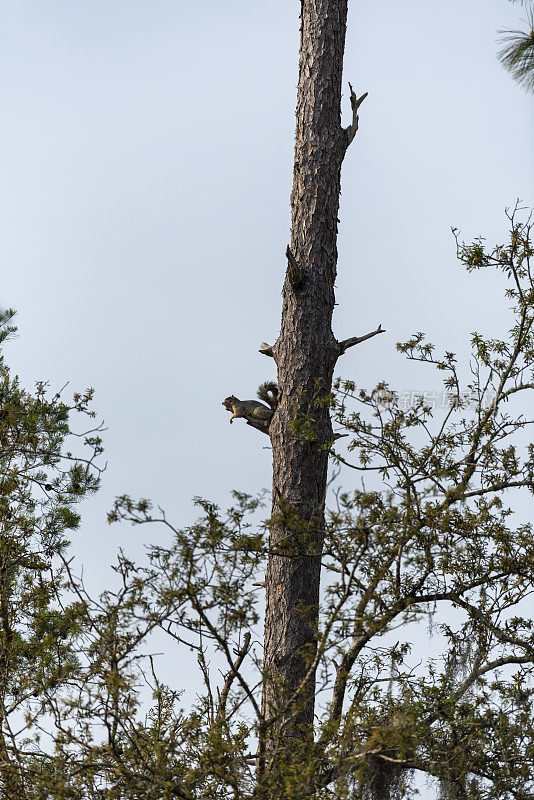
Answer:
[{"xmin": 0, "ymin": 0, "xmax": 533, "ymax": 589}]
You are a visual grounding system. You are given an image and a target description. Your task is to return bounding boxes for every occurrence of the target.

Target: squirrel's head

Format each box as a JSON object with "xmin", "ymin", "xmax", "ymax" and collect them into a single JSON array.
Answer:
[{"xmin": 222, "ymin": 395, "xmax": 238, "ymax": 411}]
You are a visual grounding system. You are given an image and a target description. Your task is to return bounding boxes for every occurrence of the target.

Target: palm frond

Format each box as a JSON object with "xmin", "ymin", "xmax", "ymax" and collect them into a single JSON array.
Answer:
[{"xmin": 498, "ymin": 24, "xmax": 534, "ymax": 91}]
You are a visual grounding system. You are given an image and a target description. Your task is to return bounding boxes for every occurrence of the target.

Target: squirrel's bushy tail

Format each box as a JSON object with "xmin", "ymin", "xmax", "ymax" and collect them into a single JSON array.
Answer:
[{"xmin": 257, "ymin": 381, "xmax": 279, "ymax": 409}]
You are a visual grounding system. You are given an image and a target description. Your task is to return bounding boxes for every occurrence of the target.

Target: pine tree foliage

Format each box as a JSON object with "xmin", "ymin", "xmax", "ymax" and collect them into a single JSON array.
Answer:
[{"xmin": 0, "ymin": 312, "xmax": 104, "ymax": 799}]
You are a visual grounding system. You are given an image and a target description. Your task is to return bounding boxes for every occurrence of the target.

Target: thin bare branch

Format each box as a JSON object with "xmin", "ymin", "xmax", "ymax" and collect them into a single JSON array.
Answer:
[
  {"xmin": 217, "ymin": 632, "xmax": 252, "ymax": 721},
  {"xmin": 338, "ymin": 324, "xmax": 385, "ymax": 355}
]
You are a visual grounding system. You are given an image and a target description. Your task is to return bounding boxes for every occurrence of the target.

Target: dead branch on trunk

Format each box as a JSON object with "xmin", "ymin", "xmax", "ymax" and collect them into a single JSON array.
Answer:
[
  {"xmin": 338, "ymin": 324, "xmax": 385, "ymax": 355},
  {"xmin": 345, "ymin": 82, "xmax": 368, "ymax": 145}
]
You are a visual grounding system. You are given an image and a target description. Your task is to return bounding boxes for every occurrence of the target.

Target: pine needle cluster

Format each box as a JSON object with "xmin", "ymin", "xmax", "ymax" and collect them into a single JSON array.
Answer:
[{"xmin": 498, "ymin": 2, "xmax": 534, "ymax": 91}]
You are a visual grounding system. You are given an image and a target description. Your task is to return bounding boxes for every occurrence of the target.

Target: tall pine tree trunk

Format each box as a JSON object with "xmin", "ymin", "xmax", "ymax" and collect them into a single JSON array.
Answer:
[{"xmin": 261, "ymin": 0, "xmax": 369, "ymax": 765}]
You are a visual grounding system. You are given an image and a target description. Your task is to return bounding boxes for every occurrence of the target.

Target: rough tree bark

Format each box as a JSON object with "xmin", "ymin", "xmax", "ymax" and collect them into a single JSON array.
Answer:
[{"xmin": 259, "ymin": 0, "xmax": 378, "ymax": 766}]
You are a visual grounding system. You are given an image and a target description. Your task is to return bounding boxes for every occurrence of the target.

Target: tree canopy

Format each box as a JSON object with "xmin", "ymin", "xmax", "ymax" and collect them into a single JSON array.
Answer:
[{"xmin": 2, "ymin": 211, "xmax": 532, "ymax": 799}]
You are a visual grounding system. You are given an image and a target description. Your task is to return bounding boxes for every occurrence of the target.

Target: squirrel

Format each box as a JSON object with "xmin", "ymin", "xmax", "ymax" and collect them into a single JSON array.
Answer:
[{"xmin": 222, "ymin": 381, "xmax": 279, "ymax": 427}]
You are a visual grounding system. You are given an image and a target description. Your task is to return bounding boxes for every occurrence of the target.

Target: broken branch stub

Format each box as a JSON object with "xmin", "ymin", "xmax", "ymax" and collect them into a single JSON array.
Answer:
[
  {"xmin": 285, "ymin": 246, "xmax": 303, "ymax": 289},
  {"xmin": 259, "ymin": 342, "xmax": 275, "ymax": 358},
  {"xmin": 346, "ymin": 82, "xmax": 368, "ymax": 146}
]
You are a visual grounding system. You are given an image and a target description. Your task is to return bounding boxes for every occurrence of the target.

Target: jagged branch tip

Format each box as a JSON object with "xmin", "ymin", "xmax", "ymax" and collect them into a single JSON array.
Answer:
[{"xmin": 346, "ymin": 82, "xmax": 368, "ymax": 145}]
